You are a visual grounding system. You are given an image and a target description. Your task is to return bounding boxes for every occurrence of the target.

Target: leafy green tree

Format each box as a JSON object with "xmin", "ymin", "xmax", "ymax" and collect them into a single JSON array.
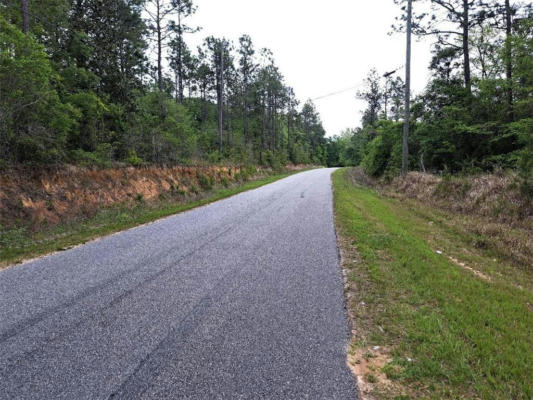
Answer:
[
  {"xmin": 357, "ymin": 69, "xmax": 383, "ymax": 127},
  {"xmin": 0, "ymin": 16, "xmax": 75, "ymax": 164}
]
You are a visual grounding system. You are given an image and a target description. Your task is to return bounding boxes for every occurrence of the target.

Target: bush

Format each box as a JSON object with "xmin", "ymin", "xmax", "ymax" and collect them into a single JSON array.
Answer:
[
  {"xmin": 513, "ymin": 119, "xmax": 533, "ymax": 198},
  {"xmin": 70, "ymin": 143, "xmax": 113, "ymax": 168},
  {"xmin": 198, "ymin": 173, "xmax": 214, "ymax": 190},
  {"xmin": 361, "ymin": 121, "xmax": 402, "ymax": 177},
  {"xmin": 126, "ymin": 150, "xmax": 143, "ymax": 166},
  {"xmin": 0, "ymin": 16, "xmax": 73, "ymax": 164}
]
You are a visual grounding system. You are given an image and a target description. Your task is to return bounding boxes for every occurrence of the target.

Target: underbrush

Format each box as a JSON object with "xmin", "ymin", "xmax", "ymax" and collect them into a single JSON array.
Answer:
[{"xmin": 346, "ymin": 168, "xmax": 533, "ymax": 269}]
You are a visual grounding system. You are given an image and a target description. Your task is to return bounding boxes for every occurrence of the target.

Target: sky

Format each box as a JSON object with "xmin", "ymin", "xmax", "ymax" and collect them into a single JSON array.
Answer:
[{"xmin": 186, "ymin": 0, "xmax": 435, "ymax": 137}]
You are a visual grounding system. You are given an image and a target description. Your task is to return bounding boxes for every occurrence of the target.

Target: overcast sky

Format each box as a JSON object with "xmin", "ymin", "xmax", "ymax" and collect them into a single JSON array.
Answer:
[{"xmin": 186, "ymin": 0, "xmax": 434, "ymax": 137}]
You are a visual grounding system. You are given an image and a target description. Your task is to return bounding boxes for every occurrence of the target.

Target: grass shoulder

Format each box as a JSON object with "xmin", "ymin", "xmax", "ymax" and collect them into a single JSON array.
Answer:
[{"xmin": 333, "ymin": 168, "xmax": 532, "ymax": 399}]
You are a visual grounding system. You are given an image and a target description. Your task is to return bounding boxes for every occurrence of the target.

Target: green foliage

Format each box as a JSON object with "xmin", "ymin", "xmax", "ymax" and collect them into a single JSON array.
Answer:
[
  {"xmin": 333, "ymin": 169, "xmax": 533, "ymax": 399},
  {"xmin": 0, "ymin": 16, "xmax": 70, "ymax": 163},
  {"xmin": 0, "ymin": 2, "xmax": 324, "ymax": 169},
  {"xmin": 361, "ymin": 122, "xmax": 402, "ymax": 177},
  {"xmin": 326, "ymin": 3, "xmax": 532, "ymax": 179},
  {"xmin": 198, "ymin": 173, "xmax": 214, "ymax": 190},
  {"xmin": 70, "ymin": 144, "xmax": 113, "ymax": 168},
  {"xmin": 263, "ymin": 150, "xmax": 284, "ymax": 171},
  {"xmin": 126, "ymin": 150, "xmax": 143, "ymax": 167},
  {"xmin": 130, "ymin": 92, "xmax": 197, "ymax": 163},
  {"xmin": 513, "ymin": 119, "xmax": 533, "ymax": 197}
]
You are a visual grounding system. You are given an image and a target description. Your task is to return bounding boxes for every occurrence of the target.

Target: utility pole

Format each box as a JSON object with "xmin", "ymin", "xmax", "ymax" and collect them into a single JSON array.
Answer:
[
  {"xmin": 402, "ymin": 0, "xmax": 412, "ymax": 177},
  {"xmin": 21, "ymin": 0, "xmax": 30, "ymax": 33}
]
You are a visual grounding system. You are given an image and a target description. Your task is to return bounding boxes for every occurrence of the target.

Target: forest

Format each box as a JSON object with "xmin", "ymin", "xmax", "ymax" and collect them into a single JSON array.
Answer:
[
  {"xmin": 1, "ymin": 0, "xmax": 532, "ymax": 184},
  {"xmin": 0, "ymin": 0, "xmax": 328, "ymax": 169},
  {"xmin": 327, "ymin": 0, "xmax": 532, "ymax": 193}
]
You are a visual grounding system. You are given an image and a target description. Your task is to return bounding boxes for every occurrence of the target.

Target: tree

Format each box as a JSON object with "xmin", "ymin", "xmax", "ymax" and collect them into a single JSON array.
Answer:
[
  {"xmin": 20, "ymin": 0, "xmax": 29, "ymax": 33},
  {"xmin": 390, "ymin": 77, "xmax": 405, "ymax": 121},
  {"xmin": 484, "ymin": 0, "xmax": 532, "ymax": 121},
  {"xmin": 144, "ymin": 0, "xmax": 180, "ymax": 91},
  {"xmin": 168, "ymin": 0, "xmax": 199, "ymax": 103},
  {"xmin": 204, "ymin": 37, "xmax": 232, "ymax": 153},
  {"xmin": 0, "ymin": 16, "xmax": 74, "ymax": 163},
  {"xmin": 300, "ymin": 100, "xmax": 326, "ymax": 162},
  {"xmin": 238, "ymin": 34, "xmax": 256, "ymax": 145},
  {"xmin": 394, "ymin": 0, "xmax": 488, "ymax": 97},
  {"xmin": 358, "ymin": 69, "xmax": 383, "ymax": 127}
]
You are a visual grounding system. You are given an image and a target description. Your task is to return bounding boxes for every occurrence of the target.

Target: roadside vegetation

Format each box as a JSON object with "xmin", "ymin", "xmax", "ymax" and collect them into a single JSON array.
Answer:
[
  {"xmin": 333, "ymin": 168, "xmax": 532, "ymax": 399},
  {"xmin": 1, "ymin": 0, "xmax": 328, "ymax": 170},
  {"xmin": 0, "ymin": 167, "xmax": 307, "ymax": 268},
  {"xmin": 327, "ymin": 5, "xmax": 532, "ymax": 395},
  {"xmin": 325, "ymin": 2, "xmax": 532, "ymax": 194}
]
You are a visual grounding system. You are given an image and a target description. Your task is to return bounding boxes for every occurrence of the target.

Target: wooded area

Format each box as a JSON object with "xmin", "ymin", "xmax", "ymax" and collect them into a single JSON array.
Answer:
[
  {"xmin": 327, "ymin": 0, "xmax": 532, "ymax": 195},
  {"xmin": 0, "ymin": 0, "xmax": 328, "ymax": 169}
]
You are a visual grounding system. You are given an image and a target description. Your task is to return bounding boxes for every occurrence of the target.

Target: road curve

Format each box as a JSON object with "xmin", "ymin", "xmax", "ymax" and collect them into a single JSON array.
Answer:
[{"xmin": 0, "ymin": 168, "xmax": 357, "ymax": 399}]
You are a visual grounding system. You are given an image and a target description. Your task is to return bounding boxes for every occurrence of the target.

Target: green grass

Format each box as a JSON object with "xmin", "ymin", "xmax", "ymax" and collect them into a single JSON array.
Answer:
[
  {"xmin": 0, "ymin": 169, "xmax": 305, "ymax": 268},
  {"xmin": 333, "ymin": 169, "xmax": 532, "ymax": 399}
]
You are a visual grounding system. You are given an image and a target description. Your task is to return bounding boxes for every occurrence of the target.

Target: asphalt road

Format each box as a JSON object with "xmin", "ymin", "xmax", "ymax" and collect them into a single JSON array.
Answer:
[{"xmin": 0, "ymin": 168, "xmax": 357, "ymax": 399}]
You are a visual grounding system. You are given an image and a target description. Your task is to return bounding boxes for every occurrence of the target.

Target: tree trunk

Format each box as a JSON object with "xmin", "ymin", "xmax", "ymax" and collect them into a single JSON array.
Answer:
[
  {"xmin": 201, "ymin": 85, "xmax": 207, "ymax": 122},
  {"xmin": 156, "ymin": 1, "xmax": 163, "ymax": 91},
  {"xmin": 462, "ymin": 0, "xmax": 472, "ymax": 96},
  {"xmin": 174, "ymin": 70, "xmax": 179, "ymax": 102},
  {"xmin": 402, "ymin": 0, "xmax": 412, "ymax": 177},
  {"xmin": 243, "ymin": 80, "xmax": 249, "ymax": 145},
  {"xmin": 217, "ymin": 46, "xmax": 224, "ymax": 153},
  {"xmin": 20, "ymin": 0, "xmax": 29, "ymax": 33},
  {"xmin": 505, "ymin": 0, "xmax": 514, "ymax": 121},
  {"xmin": 273, "ymin": 95, "xmax": 278, "ymax": 150},
  {"xmin": 287, "ymin": 94, "xmax": 292, "ymax": 153},
  {"xmin": 177, "ymin": 14, "xmax": 184, "ymax": 103}
]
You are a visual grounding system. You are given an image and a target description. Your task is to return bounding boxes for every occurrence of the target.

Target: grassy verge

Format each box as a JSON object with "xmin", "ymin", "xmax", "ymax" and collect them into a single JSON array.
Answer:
[
  {"xmin": 1, "ymin": 169, "xmax": 306, "ymax": 268},
  {"xmin": 333, "ymin": 168, "xmax": 532, "ymax": 399}
]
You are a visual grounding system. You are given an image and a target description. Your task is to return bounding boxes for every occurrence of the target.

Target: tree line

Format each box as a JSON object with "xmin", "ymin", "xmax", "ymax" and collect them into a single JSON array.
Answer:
[
  {"xmin": 0, "ymin": 0, "xmax": 328, "ymax": 168},
  {"xmin": 327, "ymin": 0, "xmax": 532, "ymax": 193}
]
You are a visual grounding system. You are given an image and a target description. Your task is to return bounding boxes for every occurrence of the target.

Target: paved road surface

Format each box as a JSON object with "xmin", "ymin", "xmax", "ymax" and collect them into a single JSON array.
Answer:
[{"xmin": 0, "ymin": 168, "xmax": 357, "ymax": 399}]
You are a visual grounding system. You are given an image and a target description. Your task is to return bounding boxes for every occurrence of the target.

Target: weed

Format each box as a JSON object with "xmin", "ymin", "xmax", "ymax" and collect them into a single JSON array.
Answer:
[
  {"xmin": 46, "ymin": 199, "xmax": 54, "ymax": 211},
  {"xmin": 220, "ymin": 177, "xmax": 230, "ymax": 187},
  {"xmin": 189, "ymin": 184, "xmax": 199, "ymax": 194}
]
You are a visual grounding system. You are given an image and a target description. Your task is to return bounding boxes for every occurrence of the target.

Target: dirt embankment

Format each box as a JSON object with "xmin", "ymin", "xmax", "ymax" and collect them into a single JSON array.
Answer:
[
  {"xmin": 348, "ymin": 168, "xmax": 532, "ymax": 227},
  {"xmin": 346, "ymin": 167, "xmax": 533, "ymax": 267},
  {"xmin": 0, "ymin": 165, "xmax": 298, "ymax": 229}
]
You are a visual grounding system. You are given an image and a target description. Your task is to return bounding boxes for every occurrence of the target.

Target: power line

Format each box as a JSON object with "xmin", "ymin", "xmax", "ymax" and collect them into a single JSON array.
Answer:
[
  {"xmin": 311, "ymin": 65, "xmax": 405, "ymax": 102},
  {"xmin": 311, "ymin": 83, "xmax": 365, "ymax": 101}
]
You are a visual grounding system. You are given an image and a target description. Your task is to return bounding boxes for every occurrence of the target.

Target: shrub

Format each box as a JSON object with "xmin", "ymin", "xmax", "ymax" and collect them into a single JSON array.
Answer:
[
  {"xmin": 126, "ymin": 150, "xmax": 143, "ymax": 166},
  {"xmin": 513, "ymin": 119, "xmax": 533, "ymax": 198},
  {"xmin": 198, "ymin": 173, "xmax": 214, "ymax": 190},
  {"xmin": 361, "ymin": 121, "xmax": 402, "ymax": 177},
  {"xmin": 220, "ymin": 177, "xmax": 230, "ymax": 187}
]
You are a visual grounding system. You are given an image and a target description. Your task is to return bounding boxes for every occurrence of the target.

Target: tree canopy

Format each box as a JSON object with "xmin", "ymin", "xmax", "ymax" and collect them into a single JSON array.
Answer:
[
  {"xmin": 328, "ymin": 0, "xmax": 532, "ymax": 193},
  {"xmin": 0, "ymin": 0, "xmax": 327, "ymax": 168}
]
